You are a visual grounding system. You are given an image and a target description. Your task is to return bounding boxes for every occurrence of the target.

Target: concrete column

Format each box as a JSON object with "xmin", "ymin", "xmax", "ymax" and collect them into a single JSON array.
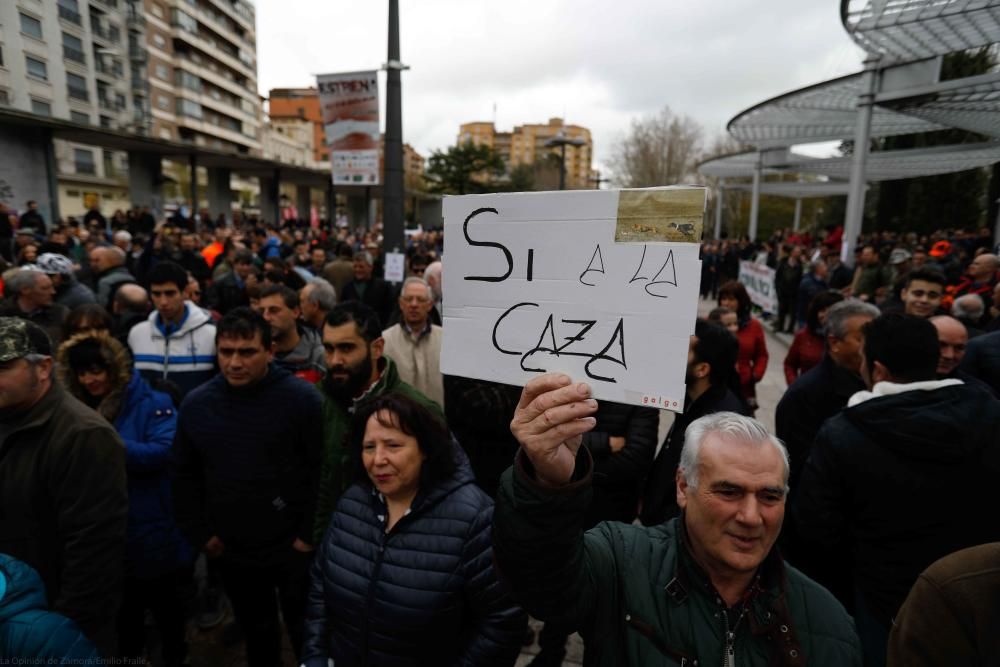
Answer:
[
  {"xmin": 42, "ymin": 130, "xmax": 60, "ymax": 225},
  {"xmin": 748, "ymin": 154, "xmax": 761, "ymax": 241},
  {"xmin": 793, "ymin": 198, "xmax": 802, "ymax": 231},
  {"xmin": 127, "ymin": 150, "xmax": 163, "ymax": 219},
  {"xmin": 257, "ymin": 169, "xmax": 281, "ymax": 225},
  {"xmin": 714, "ymin": 179, "xmax": 725, "ymax": 240},
  {"xmin": 206, "ymin": 168, "xmax": 231, "ymax": 224},
  {"xmin": 296, "ymin": 184, "xmax": 311, "ymax": 223},
  {"xmin": 843, "ymin": 55, "xmax": 881, "ymax": 265}
]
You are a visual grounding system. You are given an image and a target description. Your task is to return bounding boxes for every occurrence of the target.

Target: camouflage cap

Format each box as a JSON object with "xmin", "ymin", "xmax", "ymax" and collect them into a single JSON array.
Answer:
[{"xmin": 0, "ymin": 317, "xmax": 52, "ymax": 362}]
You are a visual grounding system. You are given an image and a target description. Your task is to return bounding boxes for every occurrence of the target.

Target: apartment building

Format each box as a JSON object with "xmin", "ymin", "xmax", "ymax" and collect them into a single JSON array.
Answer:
[
  {"xmin": 144, "ymin": 0, "xmax": 260, "ymax": 154},
  {"xmin": 457, "ymin": 117, "xmax": 593, "ymax": 189}
]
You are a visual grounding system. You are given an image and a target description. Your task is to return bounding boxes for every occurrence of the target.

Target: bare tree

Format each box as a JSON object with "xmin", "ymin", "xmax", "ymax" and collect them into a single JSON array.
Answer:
[{"xmin": 608, "ymin": 106, "xmax": 705, "ymax": 187}]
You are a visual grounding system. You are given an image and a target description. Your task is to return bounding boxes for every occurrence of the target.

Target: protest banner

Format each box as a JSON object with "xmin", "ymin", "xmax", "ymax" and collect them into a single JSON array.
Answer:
[
  {"xmin": 442, "ymin": 187, "xmax": 705, "ymax": 412},
  {"xmin": 738, "ymin": 260, "xmax": 778, "ymax": 313},
  {"xmin": 316, "ymin": 70, "xmax": 380, "ymax": 185}
]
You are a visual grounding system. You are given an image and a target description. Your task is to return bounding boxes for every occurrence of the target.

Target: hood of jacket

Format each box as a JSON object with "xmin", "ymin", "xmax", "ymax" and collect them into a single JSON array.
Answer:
[
  {"xmin": 0, "ymin": 554, "xmax": 47, "ymax": 624},
  {"xmin": 843, "ymin": 380, "xmax": 996, "ymax": 462},
  {"xmin": 56, "ymin": 329, "xmax": 132, "ymax": 422},
  {"xmin": 145, "ymin": 301, "xmax": 212, "ymax": 339}
]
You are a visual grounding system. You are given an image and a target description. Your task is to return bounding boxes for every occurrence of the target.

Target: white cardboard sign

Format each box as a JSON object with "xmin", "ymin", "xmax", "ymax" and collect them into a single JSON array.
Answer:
[
  {"xmin": 442, "ymin": 187, "xmax": 705, "ymax": 412},
  {"xmin": 384, "ymin": 252, "xmax": 406, "ymax": 284}
]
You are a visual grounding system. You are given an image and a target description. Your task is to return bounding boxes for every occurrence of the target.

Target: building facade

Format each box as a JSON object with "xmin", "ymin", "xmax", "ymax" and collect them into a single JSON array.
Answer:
[
  {"xmin": 457, "ymin": 117, "xmax": 593, "ymax": 189},
  {"xmin": 143, "ymin": 0, "xmax": 260, "ymax": 154},
  {"xmin": 0, "ymin": 0, "xmax": 260, "ymax": 219}
]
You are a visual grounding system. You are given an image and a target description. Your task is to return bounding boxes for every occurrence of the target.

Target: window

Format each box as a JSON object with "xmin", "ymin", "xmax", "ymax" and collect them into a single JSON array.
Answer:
[
  {"xmin": 20, "ymin": 13, "xmax": 43, "ymax": 40},
  {"xmin": 171, "ymin": 9, "xmax": 197, "ymax": 33},
  {"xmin": 0, "ymin": 90, "xmax": 9, "ymax": 106},
  {"xmin": 153, "ymin": 33, "xmax": 166, "ymax": 48},
  {"xmin": 62, "ymin": 32, "xmax": 85, "ymax": 63},
  {"xmin": 71, "ymin": 110, "xmax": 90, "ymax": 124},
  {"xmin": 31, "ymin": 99, "xmax": 51, "ymax": 116},
  {"xmin": 0, "ymin": 45, "xmax": 4, "ymax": 68},
  {"xmin": 157, "ymin": 94, "xmax": 169, "ymax": 110},
  {"xmin": 176, "ymin": 97, "xmax": 202, "ymax": 119},
  {"xmin": 159, "ymin": 127, "xmax": 171, "ymax": 140},
  {"xmin": 74, "ymin": 148, "xmax": 96, "ymax": 175},
  {"xmin": 151, "ymin": 3, "xmax": 164, "ymax": 18},
  {"xmin": 155, "ymin": 63, "xmax": 168, "ymax": 80},
  {"xmin": 99, "ymin": 115, "xmax": 112, "ymax": 129},
  {"xmin": 25, "ymin": 56, "xmax": 47, "ymax": 81},
  {"xmin": 58, "ymin": 0, "xmax": 81, "ymax": 25},
  {"xmin": 67, "ymin": 72, "xmax": 88, "ymax": 100},
  {"xmin": 175, "ymin": 69, "xmax": 199, "ymax": 91}
]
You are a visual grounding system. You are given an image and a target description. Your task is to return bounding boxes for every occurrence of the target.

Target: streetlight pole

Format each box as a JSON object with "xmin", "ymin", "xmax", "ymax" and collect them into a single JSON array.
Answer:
[
  {"xmin": 383, "ymin": 0, "xmax": 406, "ymax": 254},
  {"xmin": 545, "ymin": 130, "xmax": 585, "ymax": 190}
]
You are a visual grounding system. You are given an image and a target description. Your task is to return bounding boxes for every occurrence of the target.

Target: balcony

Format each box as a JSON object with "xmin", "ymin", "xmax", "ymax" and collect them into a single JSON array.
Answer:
[
  {"xmin": 99, "ymin": 96, "xmax": 125, "ymax": 112},
  {"xmin": 131, "ymin": 78, "xmax": 150, "ymax": 94},
  {"xmin": 95, "ymin": 59, "xmax": 123, "ymax": 78},
  {"xmin": 63, "ymin": 46, "xmax": 86, "ymax": 64},
  {"xmin": 59, "ymin": 5, "xmax": 82, "ymax": 25},
  {"xmin": 126, "ymin": 7, "xmax": 145, "ymax": 27},
  {"xmin": 92, "ymin": 22, "xmax": 120, "ymax": 43},
  {"xmin": 128, "ymin": 44, "xmax": 148, "ymax": 62}
]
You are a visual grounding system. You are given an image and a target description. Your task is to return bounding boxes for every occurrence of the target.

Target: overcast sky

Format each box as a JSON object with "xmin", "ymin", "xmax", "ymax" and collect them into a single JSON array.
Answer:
[{"xmin": 255, "ymin": 0, "xmax": 865, "ymax": 175}]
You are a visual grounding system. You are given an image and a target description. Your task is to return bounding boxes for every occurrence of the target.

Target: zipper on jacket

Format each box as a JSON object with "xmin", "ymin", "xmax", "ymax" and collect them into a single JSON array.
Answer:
[
  {"xmin": 722, "ymin": 610, "xmax": 734, "ymax": 667},
  {"xmin": 360, "ymin": 530, "xmax": 389, "ymax": 667}
]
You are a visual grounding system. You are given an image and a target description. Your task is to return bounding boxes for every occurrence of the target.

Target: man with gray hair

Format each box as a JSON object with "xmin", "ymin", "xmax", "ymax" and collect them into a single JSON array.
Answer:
[
  {"xmin": 424, "ymin": 260, "xmax": 443, "ymax": 321},
  {"xmin": 493, "ymin": 374, "xmax": 861, "ymax": 667},
  {"xmin": 0, "ymin": 268, "xmax": 69, "ymax": 346},
  {"xmin": 775, "ymin": 299, "xmax": 880, "ymax": 490},
  {"xmin": 299, "ymin": 278, "xmax": 337, "ymax": 332},
  {"xmin": 341, "ymin": 250, "xmax": 395, "ymax": 328},
  {"xmin": 381, "ymin": 276, "xmax": 444, "ymax": 407},
  {"xmin": 951, "ymin": 293, "xmax": 986, "ymax": 336},
  {"xmin": 89, "ymin": 245, "xmax": 135, "ymax": 310}
]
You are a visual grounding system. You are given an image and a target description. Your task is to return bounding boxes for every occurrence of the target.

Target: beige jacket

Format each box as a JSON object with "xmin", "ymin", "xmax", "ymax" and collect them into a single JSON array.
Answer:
[{"xmin": 381, "ymin": 323, "xmax": 445, "ymax": 408}]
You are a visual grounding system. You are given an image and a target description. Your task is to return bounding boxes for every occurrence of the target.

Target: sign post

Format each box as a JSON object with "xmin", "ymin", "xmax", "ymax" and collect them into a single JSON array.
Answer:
[{"xmin": 442, "ymin": 187, "xmax": 706, "ymax": 412}]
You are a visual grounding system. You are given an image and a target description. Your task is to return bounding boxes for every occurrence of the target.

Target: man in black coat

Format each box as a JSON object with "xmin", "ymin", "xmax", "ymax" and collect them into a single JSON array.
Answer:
[
  {"xmin": 18, "ymin": 200, "xmax": 46, "ymax": 236},
  {"xmin": 172, "ymin": 308, "xmax": 322, "ymax": 667},
  {"xmin": 775, "ymin": 299, "xmax": 879, "ymax": 490},
  {"xmin": 206, "ymin": 249, "xmax": 255, "ymax": 315},
  {"xmin": 0, "ymin": 319, "xmax": 127, "ymax": 658},
  {"xmin": 639, "ymin": 318, "xmax": 749, "ymax": 527},
  {"xmin": 793, "ymin": 313, "xmax": 1000, "ymax": 667},
  {"xmin": 341, "ymin": 250, "xmax": 395, "ymax": 329},
  {"xmin": 959, "ymin": 327, "xmax": 1000, "ymax": 395}
]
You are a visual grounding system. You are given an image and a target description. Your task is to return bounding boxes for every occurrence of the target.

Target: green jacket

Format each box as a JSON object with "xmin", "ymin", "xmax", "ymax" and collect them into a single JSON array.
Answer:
[
  {"xmin": 312, "ymin": 356, "xmax": 444, "ymax": 542},
  {"xmin": 493, "ymin": 450, "xmax": 862, "ymax": 667}
]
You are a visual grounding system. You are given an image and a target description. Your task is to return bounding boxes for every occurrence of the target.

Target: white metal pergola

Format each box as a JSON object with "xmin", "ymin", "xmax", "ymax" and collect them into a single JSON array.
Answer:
[{"xmin": 700, "ymin": 0, "xmax": 1000, "ymax": 256}]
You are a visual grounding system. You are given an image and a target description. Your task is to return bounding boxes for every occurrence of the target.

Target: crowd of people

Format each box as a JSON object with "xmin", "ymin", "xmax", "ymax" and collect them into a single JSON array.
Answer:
[{"xmin": 0, "ymin": 202, "xmax": 999, "ymax": 667}]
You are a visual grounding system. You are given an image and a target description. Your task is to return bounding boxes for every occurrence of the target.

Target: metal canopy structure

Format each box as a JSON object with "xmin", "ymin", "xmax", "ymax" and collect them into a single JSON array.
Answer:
[
  {"xmin": 725, "ymin": 181, "xmax": 857, "ymax": 198},
  {"xmin": 727, "ymin": 72, "xmax": 946, "ymax": 148},
  {"xmin": 842, "ymin": 0, "xmax": 1000, "ymax": 64},
  {"xmin": 701, "ymin": 141, "xmax": 1000, "ymax": 182},
  {"xmin": 701, "ymin": 1, "xmax": 1000, "ymax": 246}
]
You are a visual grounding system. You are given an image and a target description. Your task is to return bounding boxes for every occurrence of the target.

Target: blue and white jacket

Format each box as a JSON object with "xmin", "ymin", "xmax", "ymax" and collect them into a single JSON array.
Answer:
[{"xmin": 127, "ymin": 302, "xmax": 217, "ymax": 399}]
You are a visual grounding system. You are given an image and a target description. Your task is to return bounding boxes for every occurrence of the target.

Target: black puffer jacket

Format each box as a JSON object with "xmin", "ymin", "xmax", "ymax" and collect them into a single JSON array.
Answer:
[
  {"xmin": 301, "ymin": 444, "xmax": 526, "ymax": 667},
  {"xmin": 582, "ymin": 401, "xmax": 658, "ymax": 526},
  {"xmin": 793, "ymin": 381, "xmax": 1000, "ymax": 629}
]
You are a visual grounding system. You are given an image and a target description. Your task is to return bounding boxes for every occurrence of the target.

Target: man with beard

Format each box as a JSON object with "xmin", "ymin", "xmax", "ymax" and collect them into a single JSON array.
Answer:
[
  {"xmin": 312, "ymin": 301, "xmax": 444, "ymax": 542},
  {"xmin": 639, "ymin": 318, "xmax": 750, "ymax": 526},
  {"xmin": 258, "ymin": 285, "xmax": 325, "ymax": 384}
]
